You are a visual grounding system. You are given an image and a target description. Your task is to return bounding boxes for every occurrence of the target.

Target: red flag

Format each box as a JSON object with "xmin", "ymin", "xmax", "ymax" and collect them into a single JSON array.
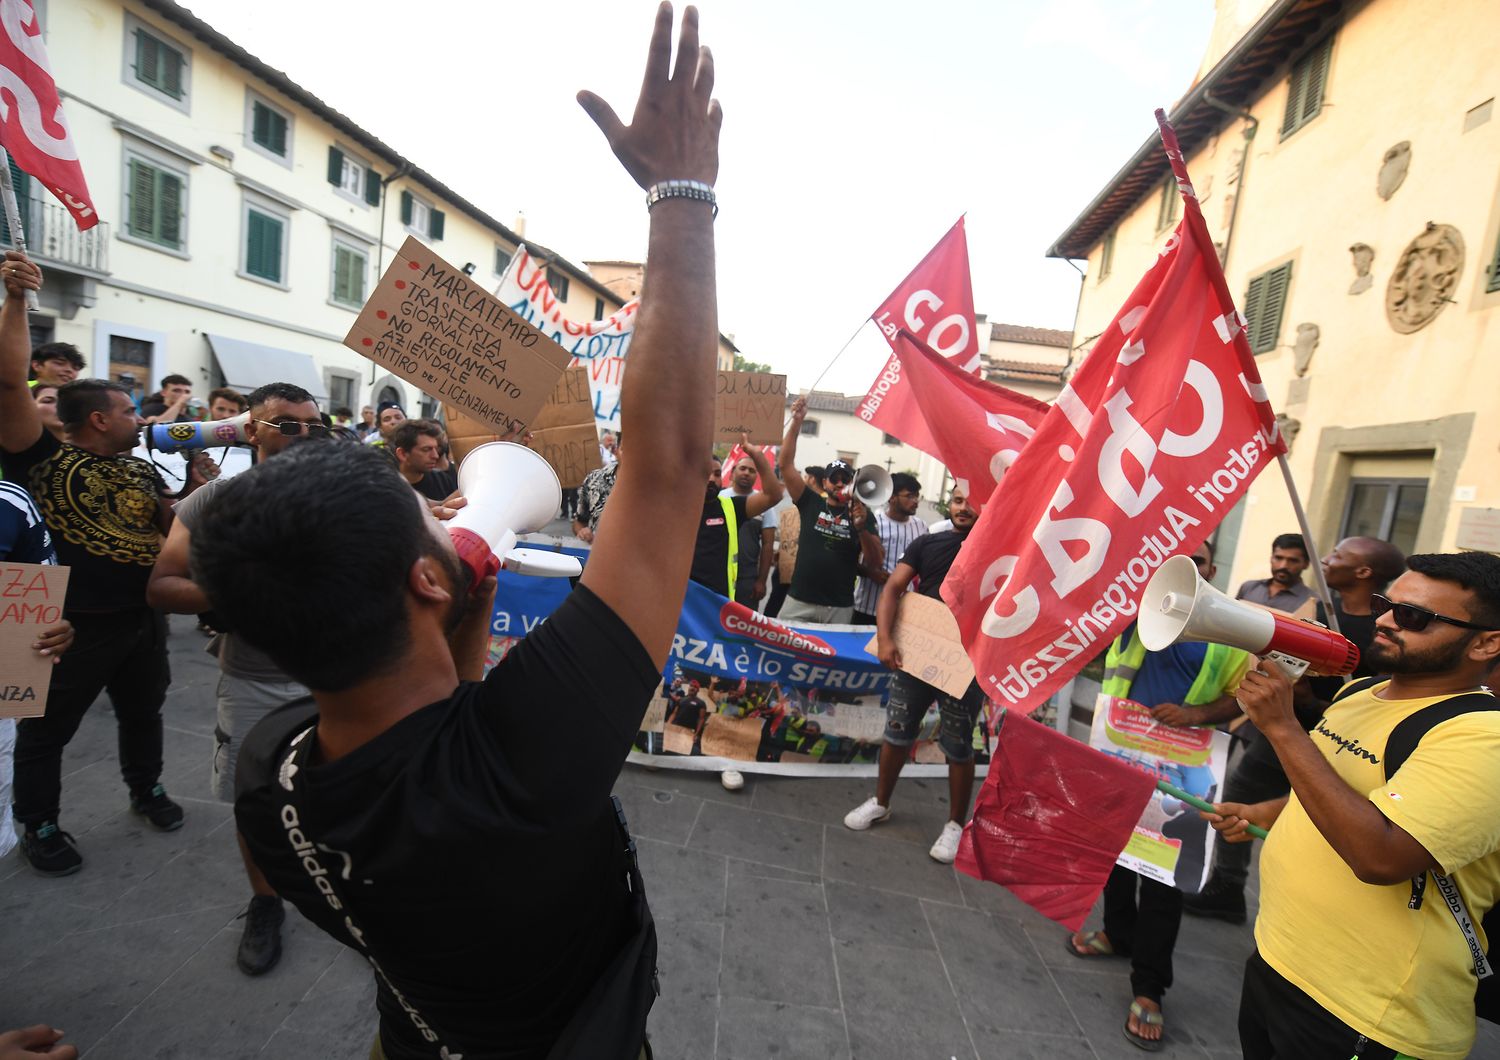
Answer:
[
  {"xmin": 857, "ymin": 218, "xmax": 979, "ymax": 453},
  {"xmin": 0, "ymin": 3, "xmax": 98, "ymax": 229},
  {"xmin": 955, "ymin": 711, "xmax": 1156, "ymax": 930},
  {"xmin": 942, "ymin": 112, "xmax": 1283, "ymax": 712},
  {"xmin": 892, "ymin": 330, "xmax": 1048, "ymax": 502}
]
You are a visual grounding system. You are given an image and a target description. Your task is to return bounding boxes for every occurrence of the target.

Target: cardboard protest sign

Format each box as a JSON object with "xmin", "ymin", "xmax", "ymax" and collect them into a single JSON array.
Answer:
[
  {"xmin": 345, "ymin": 237, "xmax": 572, "ymax": 435},
  {"xmin": 0, "ymin": 563, "xmax": 70, "ymax": 719},
  {"xmin": 700, "ymin": 712, "xmax": 762, "ymax": 759},
  {"xmin": 662, "ymin": 725, "xmax": 696, "ymax": 756},
  {"xmin": 865, "ymin": 592, "xmax": 975, "ymax": 698},
  {"xmin": 444, "ymin": 367, "xmax": 603, "ymax": 487},
  {"xmin": 714, "ymin": 371, "xmax": 787, "ymax": 444}
]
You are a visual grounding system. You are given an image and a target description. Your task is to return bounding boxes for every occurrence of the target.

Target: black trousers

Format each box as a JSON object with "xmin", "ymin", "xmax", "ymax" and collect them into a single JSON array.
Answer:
[
  {"xmin": 1102, "ymin": 865, "xmax": 1183, "ymax": 1002},
  {"xmin": 13, "ymin": 608, "xmax": 171, "ymax": 827},
  {"xmin": 764, "ymin": 568, "xmax": 789, "ymax": 618},
  {"xmin": 1210, "ymin": 731, "xmax": 1293, "ymax": 888},
  {"xmin": 1240, "ymin": 950, "xmax": 1404, "ymax": 1059}
]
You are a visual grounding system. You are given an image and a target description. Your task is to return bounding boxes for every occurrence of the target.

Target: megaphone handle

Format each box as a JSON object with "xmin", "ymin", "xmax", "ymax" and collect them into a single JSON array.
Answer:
[
  {"xmin": 1156, "ymin": 778, "xmax": 1270, "ymax": 840},
  {"xmin": 450, "ymin": 528, "xmax": 501, "ymax": 592}
]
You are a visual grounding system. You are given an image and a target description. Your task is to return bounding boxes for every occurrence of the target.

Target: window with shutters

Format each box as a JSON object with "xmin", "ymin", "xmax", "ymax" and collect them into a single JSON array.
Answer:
[
  {"xmin": 546, "ymin": 267, "xmax": 570, "ymax": 301},
  {"xmin": 124, "ymin": 16, "xmax": 190, "ymax": 110},
  {"xmin": 594, "ymin": 298, "xmax": 606, "ymax": 321},
  {"xmin": 1097, "ymin": 228, "xmax": 1116, "ymax": 283},
  {"xmin": 239, "ymin": 194, "xmax": 290, "ymax": 286},
  {"xmin": 1242, "ymin": 261, "xmax": 1293, "ymax": 354},
  {"xmin": 0, "ymin": 155, "xmax": 31, "ymax": 247},
  {"xmin": 401, "ymin": 191, "xmax": 444, "ymax": 240},
  {"xmin": 495, "ymin": 246, "xmax": 512, "ymax": 277},
  {"xmin": 123, "ymin": 153, "xmax": 186, "ymax": 252},
  {"xmin": 327, "ymin": 146, "xmax": 380, "ymax": 208},
  {"xmin": 245, "ymin": 93, "xmax": 292, "ymax": 165},
  {"xmin": 1155, "ymin": 176, "xmax": 1180, "ymax": 233},
  {"xmin": 330, "ymin": 238, "xmax": 368, "ymax": 308},
  {"xmin": 1281, "ymin": 33, "xmax": 1335, "ymax": 140}
]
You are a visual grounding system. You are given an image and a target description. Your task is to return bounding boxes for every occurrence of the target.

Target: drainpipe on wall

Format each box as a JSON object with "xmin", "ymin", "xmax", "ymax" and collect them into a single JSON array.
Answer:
[
  {"xmin": 371, "ymin": 161, "xmax": 414, "ymax": 384},
  {"xmin": 1201, "ymin": 92, "xmax": 1258, "ymax": 269}
]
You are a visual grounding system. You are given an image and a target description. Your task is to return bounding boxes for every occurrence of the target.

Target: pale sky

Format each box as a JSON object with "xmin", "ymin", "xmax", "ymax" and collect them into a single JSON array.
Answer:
[{"xmin": 181, "ymin": 0, "xmax": 1216, "ymax": 396}]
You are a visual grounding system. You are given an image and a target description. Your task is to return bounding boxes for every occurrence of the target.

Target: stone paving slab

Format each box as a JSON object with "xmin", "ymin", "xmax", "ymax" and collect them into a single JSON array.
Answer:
[{"xmin": 4, "ymin": 615, "xmax": 1500, "ymax": 1057}]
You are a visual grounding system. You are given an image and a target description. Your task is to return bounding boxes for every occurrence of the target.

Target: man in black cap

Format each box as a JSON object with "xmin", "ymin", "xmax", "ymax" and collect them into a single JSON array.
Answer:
[{"xmin": 776, "ymin": 396, "xmax": 879, "ymax": 623}]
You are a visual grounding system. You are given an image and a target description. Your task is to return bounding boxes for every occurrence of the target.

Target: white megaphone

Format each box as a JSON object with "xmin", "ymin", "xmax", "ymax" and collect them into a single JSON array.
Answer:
[
  {"xmin": 145, "ymin": 411, "xmax": 252, "ymax": 453},
  {"xmin": 446, "ymin": 441, "xmax": 582, "ymax": 588},
  {"xmin": 1139, "ymin": 554, "xmax": 1359, "ymax": 676},
  {"xmin": 851, "ymin": 464, "xmax": 892, "ymax": 508}
]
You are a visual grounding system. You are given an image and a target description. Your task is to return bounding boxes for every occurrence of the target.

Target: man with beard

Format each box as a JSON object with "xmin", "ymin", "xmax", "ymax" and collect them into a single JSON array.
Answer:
[
  {"xmin": 692, "ymin": 440, "xmax": 780, "ymax": 791},
  {"xmin": 147, "ymin": 382, "xmax": 329, "ymax": 975},
  {"xmin": 719, "ymin": 448, "xmax": 777, "ymax": 610},
  {"xmin": 844, "ymin": 486, "xmax": 992, "ymax": 863},
  {"xmin": 851, "ymin": 472, "xmax": 927, "ymax": 626},
  {"xmin": 1208, "ymin": 552, "xmax": 1500, "ymax": 1060},
  {"xmin": 196, "ymin": 8, "xmax": 723, "ymax": 1054},
  {"xmin": 777, "ymin": 396, "xmax": 880, "ymax": 623},
  {"xmin": 0, "ymin": 254, "xmax": 210, "ymax": 876},
  {"xmin": 1235, "ymin": 533, "xmax": 1315, "ymax": 613},
  {"xmin": 1188, "ymin": 535, "xmax": 1407, "ymax": 924}
]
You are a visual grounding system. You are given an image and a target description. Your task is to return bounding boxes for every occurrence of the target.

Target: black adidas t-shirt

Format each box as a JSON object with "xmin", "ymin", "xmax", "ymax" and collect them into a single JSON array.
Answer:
[
  {"xmin": 1, "ymin": 430, "xmax": 166, "ymax": 612},
  {"xmin": 234, "ymin": 584, "xmax": 661, "ymax": 1059},
  {"xmin": 898, "ymin": 527, "xmax": 971, "ymax": 598}
]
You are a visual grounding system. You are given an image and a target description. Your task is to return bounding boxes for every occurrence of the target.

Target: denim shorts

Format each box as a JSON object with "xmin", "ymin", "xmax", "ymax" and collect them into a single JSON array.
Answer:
[{"xmin": 882, "ymin": 671, "xmax": 985, "ymax": 762}]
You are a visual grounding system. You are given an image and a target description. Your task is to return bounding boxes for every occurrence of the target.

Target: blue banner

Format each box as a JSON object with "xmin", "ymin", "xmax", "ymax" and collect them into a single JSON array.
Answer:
[
  {"xmin": 488, "ymin": 541, "xmax": 590, "ymax": 637},
  {"xmin": 667, "ymin": 580, "xmax": 892, "ymax": 695}
]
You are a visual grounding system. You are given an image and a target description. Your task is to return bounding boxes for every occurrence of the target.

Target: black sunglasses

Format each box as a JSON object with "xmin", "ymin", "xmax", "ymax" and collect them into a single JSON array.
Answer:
[
  {"xmin": 257, "ymin": 419, "xmax": 331, "ymax": 437},
  {"xmin": 1370, "ymin": 593, "xmax": 1498, "ymax": 634}
]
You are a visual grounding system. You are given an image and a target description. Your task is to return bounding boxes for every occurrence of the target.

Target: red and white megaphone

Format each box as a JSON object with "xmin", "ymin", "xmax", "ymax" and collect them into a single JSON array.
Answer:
[
  {"xmin": 1139, "ymin": 553, "xmax": 1359, "ymax": 677},
  {"xmin": 145, "ymin": 411, "xmax": 252, "ymax": 453},
  {"xmin": 446, "ymin": 441, "xmax": 582, "ymax": 589}
]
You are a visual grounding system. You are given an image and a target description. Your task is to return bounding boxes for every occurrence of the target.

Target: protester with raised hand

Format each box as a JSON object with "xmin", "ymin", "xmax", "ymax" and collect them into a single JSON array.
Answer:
[
  {"xmin": 203, "ymin": 6, "xmax": 722, "ymax": 1056},
  {"xmin": 0, "ymin": 252, "xmax": 205, "ymax": 878}
]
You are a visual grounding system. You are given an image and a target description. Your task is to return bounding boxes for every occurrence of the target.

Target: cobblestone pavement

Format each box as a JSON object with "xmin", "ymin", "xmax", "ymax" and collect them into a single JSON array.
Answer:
[{"xmin": 3, "ymin": 614, "xmax": 1496, "ymax": 1058}]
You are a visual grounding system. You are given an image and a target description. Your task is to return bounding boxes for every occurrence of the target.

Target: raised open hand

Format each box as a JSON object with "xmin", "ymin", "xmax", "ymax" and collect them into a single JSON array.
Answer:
[{"xmin": 577, "ymin": 3, "xmax": 721, "ymax": 190}]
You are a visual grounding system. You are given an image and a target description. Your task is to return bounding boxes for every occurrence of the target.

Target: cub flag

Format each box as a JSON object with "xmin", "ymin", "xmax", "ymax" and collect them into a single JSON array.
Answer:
[
  {"xmin": 0, "ymin": 1, "xmax": 97, "ymax": 229},
  {"xmin": 941, "ymin": 112, "xmax": 1284, "ymax": 712},
  {"xmin": 857, "ymin": 218, "xmax": 980, "ymax": 454},
  {"xmin": 892, "ymin": 330, "xmax": 1047, "ymax": 502}
]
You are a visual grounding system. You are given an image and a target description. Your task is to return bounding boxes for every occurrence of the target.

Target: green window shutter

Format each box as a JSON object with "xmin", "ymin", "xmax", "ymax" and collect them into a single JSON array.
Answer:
[
  {"xmin": 399, "ymin": 190, "xmax": 412, "ymax": 225},
  {"xmin": 157, "ymin": 171, "xmax": 182, "ymax": 248},
  {"xmin": 1242, "ymin": 272, "xmax": 1268, "ymax": 352},
  {"xmin": 429, "ymin": 209, "xmax": 444, "ymax": 240},
  {"xmin": 136, "ymin": 30, "xmax": 158, "ymax": 88},
  {"xmin": 1487, "ymin": 230, "xmax": 1500, "ymax": 295},
  {"xmin": 327, "ymin": 146, "xmax": 344, "ymax": 186},
  {"xmin": 364, "ymin": 168, "xmax": 381, "ymax": 206},
  {"xmin": 161, "ymin": 44, "xmax": 183, "ymax": 99},
  {"xmin": 246, "ymin": 211, "xmax": 282, "ymax": 281},
  {"xmin": 1282, "ymin": 34, "xmax": 1333, "ymax": 138},
  {"xmin": 495, "ymin": 247, "xmax": 510, "ymax": 275},
  {"xmin": 128, "ymin": 159, "xmax": 156, "ymax": 238},
  {"xmin": 0, "ymin": 156, "xmax": 28, "ymax": 244},
  {"xmin": 333, "ymin": 246, "xmax": 360, "ymax": 304},
  {"xmin": 257, "ymin": 107, "xmax": 287, "ymax": 156}
]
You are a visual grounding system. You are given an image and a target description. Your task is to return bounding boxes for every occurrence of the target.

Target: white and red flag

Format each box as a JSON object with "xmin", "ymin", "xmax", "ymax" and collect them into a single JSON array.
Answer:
[
  {"xmin": 857, "ymin": 218, "xmax": 980, "ymax": 453},
  {"xmin": 942, "ymin": 111, "xmax": 1284, "ymax": 712},
  {"xmin": 0, "ymin": 1, "xmax": 97, "ymax": 229},
  {"xmin": 890, "ymin": 330, "xmax": 1047, "ymax": 501}
]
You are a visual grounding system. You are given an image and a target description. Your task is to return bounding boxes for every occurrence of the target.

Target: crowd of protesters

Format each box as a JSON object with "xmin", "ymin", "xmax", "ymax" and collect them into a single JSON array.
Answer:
[{"xmin": 2, "ymin": 7, "xmax": 1498, "ymax": 1060}]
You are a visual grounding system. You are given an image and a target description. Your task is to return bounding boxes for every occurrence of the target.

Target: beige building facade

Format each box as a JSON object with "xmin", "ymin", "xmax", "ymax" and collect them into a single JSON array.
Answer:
[
  {"xmin": 1051, "ymin": 0, "xmax": 1500, "ymax": 585},
  {"xmin": 29, "ymin": 0, "xmax": 732, "ymax": 426}
]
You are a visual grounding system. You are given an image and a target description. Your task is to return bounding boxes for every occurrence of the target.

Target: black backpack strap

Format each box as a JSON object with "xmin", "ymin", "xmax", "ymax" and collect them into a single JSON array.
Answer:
[
  {"xmin": 1380, "ymin": 692, "xmax": 1499, "ymax": 918},
  {"xmin": 1330, "ymin": 675, "xmax": 1383, "ymax": 704},
  {"xmin": 1383, "ymin": 692, "xmax": 1500, "ymax": 781}
]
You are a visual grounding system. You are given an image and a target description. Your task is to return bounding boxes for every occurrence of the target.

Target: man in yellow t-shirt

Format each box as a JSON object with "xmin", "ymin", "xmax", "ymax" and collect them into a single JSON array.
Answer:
[{"xmin": 1209, "ymin": 552, "xmax": 1500, "ymax": 1060}]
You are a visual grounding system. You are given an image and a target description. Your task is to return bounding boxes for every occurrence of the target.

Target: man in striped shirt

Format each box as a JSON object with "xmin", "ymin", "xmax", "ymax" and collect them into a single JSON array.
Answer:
[{"xmin": 851, "ymin": 473, "xmax": 927, "ymax": 625}]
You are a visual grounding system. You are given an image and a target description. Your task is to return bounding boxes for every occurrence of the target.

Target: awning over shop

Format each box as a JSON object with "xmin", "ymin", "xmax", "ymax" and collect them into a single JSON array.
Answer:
[{"xmin": 205, "ymin": 333, "xmax": 329, "ymax": 405}]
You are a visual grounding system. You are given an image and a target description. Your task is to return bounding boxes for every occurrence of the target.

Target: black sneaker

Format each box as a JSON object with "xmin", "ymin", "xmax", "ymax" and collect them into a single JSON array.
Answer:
[
  {"xmin": 130, "ymin": 784, "xmax": 185, "ymax": 832},
  {"xmin": 20, "ymin": 821, "xmax": 82, "ymax": 877},
  {"xmin": 236, "ymin": 895, "xmax": 285, "ymax": 976},
  {"xmin": 1182, "ymin": 878, "xmax": 1247, "ymax": 924}
]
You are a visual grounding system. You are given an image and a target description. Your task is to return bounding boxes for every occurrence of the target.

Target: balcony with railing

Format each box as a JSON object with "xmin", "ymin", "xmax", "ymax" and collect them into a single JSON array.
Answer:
[{"xmin": 1, "ymin": 196, "xmax": 110, "ymax": 276}]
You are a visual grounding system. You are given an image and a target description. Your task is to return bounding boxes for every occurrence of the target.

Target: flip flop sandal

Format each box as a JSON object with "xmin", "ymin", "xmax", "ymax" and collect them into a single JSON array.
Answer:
[
  {"xmin": 1123, "ymin": 1000, "xmax": 1166, "ymax": 1052},
  {"xmin": 1064, "ymin": 930, "xmax": 1116, "ymax": 958}
]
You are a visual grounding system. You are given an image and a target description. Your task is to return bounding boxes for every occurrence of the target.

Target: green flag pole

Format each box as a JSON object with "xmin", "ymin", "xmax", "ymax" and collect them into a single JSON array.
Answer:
[{"xmin": 1156, "ymin": 778, "xmax": 1269, "ymax": 840}]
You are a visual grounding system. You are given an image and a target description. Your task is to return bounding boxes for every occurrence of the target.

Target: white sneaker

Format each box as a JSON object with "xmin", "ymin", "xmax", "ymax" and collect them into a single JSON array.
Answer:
[
  {"xmin": 720, "ymin": 769, "xmax": 745, "ymax": 791},
  {"xmin": 929, "ymin": 821, "xmax": 964, "ymax": 864},
  {"xmin": 843, "ymin": 797, "xmax": 892, "ymax": 831}
]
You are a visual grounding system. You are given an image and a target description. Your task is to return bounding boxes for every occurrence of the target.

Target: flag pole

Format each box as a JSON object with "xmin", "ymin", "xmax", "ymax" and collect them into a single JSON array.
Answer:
[
  {"xmin": 0, "ymin": 147, "xmax": 39, "ymax": 312},
  {"xmin": 784, "ymin": 317, "xmax": 868, "ymax": 428},
  {"xmin": 1156, "ymin": 779, "xmax": 1268, "ymax": 839},
  {"xmin": 1153, "ymin": 111, "xmax": 1339, "ymax": 634}
]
